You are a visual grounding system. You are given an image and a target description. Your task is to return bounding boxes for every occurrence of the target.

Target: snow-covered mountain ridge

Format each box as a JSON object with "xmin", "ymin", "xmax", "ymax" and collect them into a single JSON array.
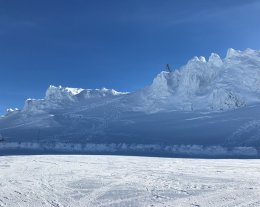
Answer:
[
  {"xmin": 1, "ymin": 48, "xmax": 260, "ymax": 156},
  {"xmin": 134, "ymin": 48, "xmax": 260, "ymax": 112},
  {"xmin": 6, "ymin": 48, "xmax": 260, "ymax": 115},
  {"xmin": 21, "ymin": 86, "xmax": 128, "ymax": 114}
]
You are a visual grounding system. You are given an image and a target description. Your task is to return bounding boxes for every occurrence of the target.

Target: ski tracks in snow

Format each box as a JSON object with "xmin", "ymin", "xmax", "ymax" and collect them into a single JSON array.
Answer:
[{"xmin": 0, "ymin": 156, "xmax": 260, "ymax": 207}]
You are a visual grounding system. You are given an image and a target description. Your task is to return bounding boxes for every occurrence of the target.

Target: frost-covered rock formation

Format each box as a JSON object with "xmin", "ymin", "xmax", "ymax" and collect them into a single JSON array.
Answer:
[
  {"xmin": 23, "ymin": 85, "xmax": 128, "ymax": 113},
  {"xmin": 133, "ymin": 48, "xmax": 260, "ymax": 112}
]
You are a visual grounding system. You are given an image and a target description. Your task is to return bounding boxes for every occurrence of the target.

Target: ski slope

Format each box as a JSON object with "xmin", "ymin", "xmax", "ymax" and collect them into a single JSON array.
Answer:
[{"xmin": 0, "ymin": 155, "xmax": 260, "ymax": 207}]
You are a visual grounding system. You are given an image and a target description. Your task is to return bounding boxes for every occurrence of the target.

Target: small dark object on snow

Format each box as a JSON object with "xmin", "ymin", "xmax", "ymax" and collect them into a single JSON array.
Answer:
[{"xmin": 166, "ymin": 64, "xmax": 172, "ymax": 72}]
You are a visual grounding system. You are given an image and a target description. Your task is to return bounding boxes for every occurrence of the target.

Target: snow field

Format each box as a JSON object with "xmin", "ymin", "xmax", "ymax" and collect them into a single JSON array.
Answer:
[{"xmin": 0, "ymin": 155, "xmax": 260, "ymax": 207}]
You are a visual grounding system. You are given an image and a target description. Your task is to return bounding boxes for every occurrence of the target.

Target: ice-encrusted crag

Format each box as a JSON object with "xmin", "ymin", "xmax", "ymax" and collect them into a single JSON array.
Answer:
[
  {"xmin": 23, "ymin": 85, "xmax": 127, "ymax": 113},
  {"xmin": 132, "ymin": 48, "xmax": 260, "ymax": 112},
  {"xmin": 1, "ymin": 48, "xmax": 260, "ymax": 156}
]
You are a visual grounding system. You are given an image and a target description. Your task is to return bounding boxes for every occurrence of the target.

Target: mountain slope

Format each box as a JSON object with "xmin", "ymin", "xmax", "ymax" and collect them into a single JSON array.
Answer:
[
  {"xmin": 129, "ymin": 48, "xmax": 260, "ymax": 112},
  {"xmin": 1, "ymin": 48, "xmax": 260, "ymax": 156}
]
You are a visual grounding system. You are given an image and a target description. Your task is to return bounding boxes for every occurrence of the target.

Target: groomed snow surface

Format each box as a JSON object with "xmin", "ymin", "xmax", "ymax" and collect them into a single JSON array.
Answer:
[{"xmin": 1, "ymin": 155, "xmax": 260, "ymax": 207}]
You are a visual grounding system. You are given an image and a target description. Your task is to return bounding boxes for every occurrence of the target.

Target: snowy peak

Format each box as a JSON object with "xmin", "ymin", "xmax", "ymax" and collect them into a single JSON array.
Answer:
[
  {"xmin": 77, "ymin": 87, "xmax": 128, "ymax": 99},
  {"xmin": 45, "ymin": 85, "xmax": 80, "ymax": 101},
  {"xmin": 45, "ymin": 85, "xmax": 127, "ymax": 102},
  {"xmin": 19, "ymin": 85, "xmax": 128, "ymax": 114},
  {"xmin": 3, "ymin": 48, "xmax": 260, "ymax": 115},
  {"xmin": 225, "ymin": 48, "xmax": 260, "ymax": 59},
  {"xmin": 143, "ymin": 48, "xmax": 260, "ymax": 111},
  {"xmin": 6, "ymin": 108, "xmax": 20, "ymax": 116},
  {"xmin": 226, "ymin": 48, "xmax": 241, "ymax": 58},
  {"xmin": 208, "ymin": 53, "xmax": 222, "ymax": 66}
]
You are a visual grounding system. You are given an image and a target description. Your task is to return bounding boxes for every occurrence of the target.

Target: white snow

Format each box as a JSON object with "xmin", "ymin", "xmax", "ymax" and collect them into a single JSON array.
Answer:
[
  {"xmin": 135, "ymin": 48, "xmax": 260, "ymax": 111},
  {"xmin": 45, "ymin": 85, "xmax": 127, "ymax": 102},
  {"xmin": 5, "ymin": 108, "xmax": 19, "ymax": 116},
  {"xmin": 18, "ymin": 85, "xmax": 128, "ymax": 114},
  {"xmin": 0, "ymin": 155, "xmax": 260, "ymax": 207}
]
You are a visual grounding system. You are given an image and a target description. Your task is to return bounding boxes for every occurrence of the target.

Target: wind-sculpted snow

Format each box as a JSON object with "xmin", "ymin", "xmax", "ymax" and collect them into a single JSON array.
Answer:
[
  {"xmin": 1, "ymin": 48, "xmax": 260, "ymax": 156},
  {"xmin": 1, "ymin": 155, "xmax": 260, "ymax": 207},
  {"xmin": 23, "ymin": 86, "xmax": 128, "ymax": 113},
  {"xmin": 45, "ymin": 85, "xmax": 127, "ymax": 101},
  {"xmin": 134, "ymin": 48, "xmax": 260, "ymax": 112}
]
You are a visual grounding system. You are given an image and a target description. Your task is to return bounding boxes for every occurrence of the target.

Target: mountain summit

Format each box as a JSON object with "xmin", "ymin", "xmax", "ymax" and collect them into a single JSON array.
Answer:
[
  {"xmin": 134, "ymin": 48, "xmax": 260, "ymax": 112},
  {"xmin": 7, "ymin": 48, "xmax": 260, "ymax": 115},
  {"xmin": 1, "ymin": 48, "xmax": 260, "ymax": 157}
]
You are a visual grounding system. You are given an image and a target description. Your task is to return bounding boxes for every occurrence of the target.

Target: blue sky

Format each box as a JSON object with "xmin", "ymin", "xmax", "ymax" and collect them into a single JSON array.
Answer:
[{"xmin": 1, "ymin": 0, "xmax": 260, "ymax": 114}]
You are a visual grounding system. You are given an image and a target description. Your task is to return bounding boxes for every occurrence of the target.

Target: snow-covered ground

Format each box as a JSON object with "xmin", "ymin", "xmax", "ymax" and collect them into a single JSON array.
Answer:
[{"xmin": 0, "ymin": 155, "xmax": 260, "ymax": 207}]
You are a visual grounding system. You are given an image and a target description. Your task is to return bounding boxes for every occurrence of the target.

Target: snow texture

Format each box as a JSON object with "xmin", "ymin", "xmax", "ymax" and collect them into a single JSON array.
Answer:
[{"xmin": 0, "ymin": 155, "xmax": 260, "ymax": 207}]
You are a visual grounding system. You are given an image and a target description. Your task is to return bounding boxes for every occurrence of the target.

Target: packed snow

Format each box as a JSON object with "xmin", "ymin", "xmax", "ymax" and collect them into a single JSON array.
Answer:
[{"xmin": 0, "ymin": 155, "xmax": 260, "ymax": 207}]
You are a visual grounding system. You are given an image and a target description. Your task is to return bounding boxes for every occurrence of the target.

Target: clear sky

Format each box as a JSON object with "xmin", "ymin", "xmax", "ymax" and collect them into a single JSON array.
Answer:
[{"xmin": 1, "ymin": 0, "xmax": 260, "ymax": 114}]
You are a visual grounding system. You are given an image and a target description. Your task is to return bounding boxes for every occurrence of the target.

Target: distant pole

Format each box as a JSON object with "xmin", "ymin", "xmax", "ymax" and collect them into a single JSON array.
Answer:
[{"xmin": 166, "ymin": 64, "xmax": 172, "ymax": 72}]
